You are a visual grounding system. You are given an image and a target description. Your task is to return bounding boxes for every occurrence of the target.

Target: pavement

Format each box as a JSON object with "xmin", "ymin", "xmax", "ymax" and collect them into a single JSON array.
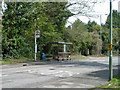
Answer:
[{"xmin": 0, "ymin": 56, "xmax": 119, "ymax": 88}]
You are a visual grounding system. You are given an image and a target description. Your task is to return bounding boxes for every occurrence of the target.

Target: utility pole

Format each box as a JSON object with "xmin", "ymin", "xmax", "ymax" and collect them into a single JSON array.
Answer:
[
  {"xmin": 100, "ymin": 15, "xmax": 102, "ymax": 56},
  {"xmin": 109, "ymin": 0, "xmax": 113, "ymax": 81}
]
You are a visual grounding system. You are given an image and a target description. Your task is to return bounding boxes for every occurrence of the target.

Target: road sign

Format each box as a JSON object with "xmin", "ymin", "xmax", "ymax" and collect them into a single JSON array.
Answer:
[
  {"xmin": 108, "ymin": 44, "xmax": 112, "ymax": 50},
  {"xmin": 35, "ymin": 30, "xmax": 40, "ymax": 38}
]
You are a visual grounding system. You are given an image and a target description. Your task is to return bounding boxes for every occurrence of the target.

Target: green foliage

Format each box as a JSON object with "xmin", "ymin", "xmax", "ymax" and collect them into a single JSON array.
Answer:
[
  {"xmin": 65, "ymin": 19, "xmax": 100, "ymax": 55},
  {"xmin": 2, "ymin": 2, "xmax": 72, "ymax": 59},
  {"xmin": 101, "ymin": 28, "xmax": 109, "ymax": 54},
  {"xmin": 87, "ymin": 21, "xmax": 98, "ymax": 32},
  {"xmin": 86, "ymin": 10, "xmax": 120, "ymax": 55},
  {"xmin": 105, "ymin": 10, "xmax": 120, "ymax": 28},
  {"xmin": 103, "ymin": 10, "xmax": 120, "ymax": 55},
  {"xmin": 2, "ymin": 2, "xmax": 119, "ymax": 60},
  {"xmin": 2, "ymin": 2, "xmax": 36, "ymax": 59},
  {"xmin": 43, "ymin": 2, "xmax": 73, "ymax": 32}
]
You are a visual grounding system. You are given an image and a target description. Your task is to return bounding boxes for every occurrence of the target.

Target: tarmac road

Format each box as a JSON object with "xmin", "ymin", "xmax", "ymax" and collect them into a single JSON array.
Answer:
[{"xmin": 1, "ymin": 56, "xmax": 119, "ymax": 88}]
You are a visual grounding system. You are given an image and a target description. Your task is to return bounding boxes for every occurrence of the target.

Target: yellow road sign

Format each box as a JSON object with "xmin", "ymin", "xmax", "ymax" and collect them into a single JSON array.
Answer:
[{"xmin": 108, "ymin": 44, "xmax": 112, "ymax": 50}]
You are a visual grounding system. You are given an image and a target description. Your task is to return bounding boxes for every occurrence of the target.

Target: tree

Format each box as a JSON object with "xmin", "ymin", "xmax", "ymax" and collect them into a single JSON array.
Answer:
[
  {"xmin": 87, "ymin": 20, "xmax": 98, "ymax": 32},
  {"xmin": 2, "ymin": 2, "xmax": 51, "ymax": 59},
  {"xmin": 104, "ymin": 10, "xmax": 120, "ymax": 55},
  {"xmin": 2, "ymin": 2, "xmax": 72, "ymax": 59},
  {"xmin": 65, "ymin": 19, "xmax": 93, "ymax": 55},
  {"xmin": 105, "ymin": 10, "xmax": 120, "ymax": 28},
  {"xmin": 2, "ymin": 2, "xmax": 39, "ymax": 59},
  {"xmin": 67, "ymin": 0, "xmax": 104, "ymax": 16},
  {"xmin": 43, "ymin": 2, "xmax": 73, "ymax": 33}
]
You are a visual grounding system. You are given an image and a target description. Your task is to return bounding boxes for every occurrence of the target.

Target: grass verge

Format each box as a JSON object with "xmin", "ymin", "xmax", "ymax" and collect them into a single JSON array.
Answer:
[
  {"xmin": 1, "ymin": 55, "xmax": 88, "ymax": 65},
  {"xmin": 91, "ymin": 73, "xmax": 120, "ymax": 89},
  {"xmin": 1, "ymin": 58, "xmax": 35, "ymax": 65},
  {"xmin": 71, "ymin": 55, "xmax": 88, "ymax": 59}
]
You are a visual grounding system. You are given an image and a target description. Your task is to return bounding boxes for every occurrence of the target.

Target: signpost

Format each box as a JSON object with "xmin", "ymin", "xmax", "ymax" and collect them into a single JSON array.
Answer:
[{"xmin": 35, "ymin": 30, "xmax": 40, "ymax": 61}]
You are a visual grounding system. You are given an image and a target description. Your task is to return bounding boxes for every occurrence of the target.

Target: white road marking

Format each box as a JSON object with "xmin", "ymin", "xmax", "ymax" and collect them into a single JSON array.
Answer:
[
  {"xmin": 79, "ymin": 83, "xmax": 95, "ymax": 87},
  {"xmin": 0, "ymin": 74, "xmax": 2, "ymax": 77},
  {"xmin": 2, "ymin": 74, "xmax": 8, "ymax": 77}
]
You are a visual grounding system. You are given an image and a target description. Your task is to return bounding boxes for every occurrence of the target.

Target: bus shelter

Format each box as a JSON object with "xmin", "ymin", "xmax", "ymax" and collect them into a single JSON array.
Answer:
[{"xmin": 45, "ymin": 42, "xmax": 72, "ymax": 61}]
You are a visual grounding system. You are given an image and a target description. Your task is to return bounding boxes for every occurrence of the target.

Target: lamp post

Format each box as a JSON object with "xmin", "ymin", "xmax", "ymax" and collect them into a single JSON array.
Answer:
[
  {"xmin": 109, "ymin": 0, "xmax": 113, "ymax": 81},
  {"xmin": 99, "ymin": 15, "xmax": 102, "ymax": 56},
  {"xmin": 99, "ymin": 14, "xmax": 108, "ymax": 56}
]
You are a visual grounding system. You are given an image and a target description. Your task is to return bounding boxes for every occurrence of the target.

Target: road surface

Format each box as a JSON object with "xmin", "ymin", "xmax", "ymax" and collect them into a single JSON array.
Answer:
[{"xmin": 1, "ymin": 56, "xmax": 119, "ymax": 88}]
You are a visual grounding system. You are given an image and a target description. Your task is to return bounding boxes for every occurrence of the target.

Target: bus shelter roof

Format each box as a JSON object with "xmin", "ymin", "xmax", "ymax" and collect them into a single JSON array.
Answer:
[{"xmin": 47, "ymin": 42, "xmax": 72, "ymax": 45}]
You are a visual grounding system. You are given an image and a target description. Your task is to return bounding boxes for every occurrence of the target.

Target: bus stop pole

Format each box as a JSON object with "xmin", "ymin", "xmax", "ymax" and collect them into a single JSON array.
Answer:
[{"xmin": 35, "ymin": 31, "xmax": 36, "ymax": 61}]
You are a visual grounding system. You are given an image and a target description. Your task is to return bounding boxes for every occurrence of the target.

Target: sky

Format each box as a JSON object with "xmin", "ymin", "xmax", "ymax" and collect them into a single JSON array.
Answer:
[
  {"xmin": 1, "ymin": 0, "xmax": 119, "ymax": 26},
  {"xmin": 66, "ymin": 0, "xmax": 120, "ymax": 27}
]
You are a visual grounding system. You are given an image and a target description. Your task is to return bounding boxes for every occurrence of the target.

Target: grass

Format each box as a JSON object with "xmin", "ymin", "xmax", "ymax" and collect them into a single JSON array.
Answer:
[
  {"xmin": 91, "ymin": 73, "xmax": 120, "ymax": 89},
  {"xmin": 95, "ymin": 78, "xmax": 120, "ymax": 89},
  {"xmin": 0, "ymin": 55, "xmax": 87, "ymax": 65},
  {"xmin": 1, "ymin": 58, "xmax": 35, "ymax": 65},
  {"xmin": 71, "ymin": 55, "xmax": 88, "ymax": 59}
]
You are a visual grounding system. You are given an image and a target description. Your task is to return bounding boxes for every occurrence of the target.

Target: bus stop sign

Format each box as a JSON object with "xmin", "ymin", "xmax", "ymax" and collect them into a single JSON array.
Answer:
[{"xmin": 35, "ymin": 30, "xmax": 40, "ymax": 38}]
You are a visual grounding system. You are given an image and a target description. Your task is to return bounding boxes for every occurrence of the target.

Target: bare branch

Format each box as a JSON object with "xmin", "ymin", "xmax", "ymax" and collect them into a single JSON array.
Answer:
[{"xmin": 67, "ymin": 0, "xmax": 106, "ymax": 18}]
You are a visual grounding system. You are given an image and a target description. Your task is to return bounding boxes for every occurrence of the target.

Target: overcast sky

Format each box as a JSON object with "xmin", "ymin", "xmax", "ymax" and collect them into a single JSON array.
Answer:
[
  {"xmin": 66, "ymin": 0, "xmax": 120, "ymax": 27},
  {"xmin": 1, "ymin": 0, "xmax": 119, "ymax": 26}
]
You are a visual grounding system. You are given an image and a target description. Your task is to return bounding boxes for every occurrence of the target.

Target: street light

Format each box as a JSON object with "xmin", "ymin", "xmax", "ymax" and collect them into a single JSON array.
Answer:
[
  {"xmin": 99, "ymin": 14, "xmax": 108, "ymax": 56},
  {"xmin": 109, "ymin": 0, "xmax": 113, "ymax": 81},
  {"xmin": 99, "ymin": 15, "xmax": 102, "ymax": 56},
  {"xmin": 89, "ymin": 0, "xmax": 113, "ymax": 81}
]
